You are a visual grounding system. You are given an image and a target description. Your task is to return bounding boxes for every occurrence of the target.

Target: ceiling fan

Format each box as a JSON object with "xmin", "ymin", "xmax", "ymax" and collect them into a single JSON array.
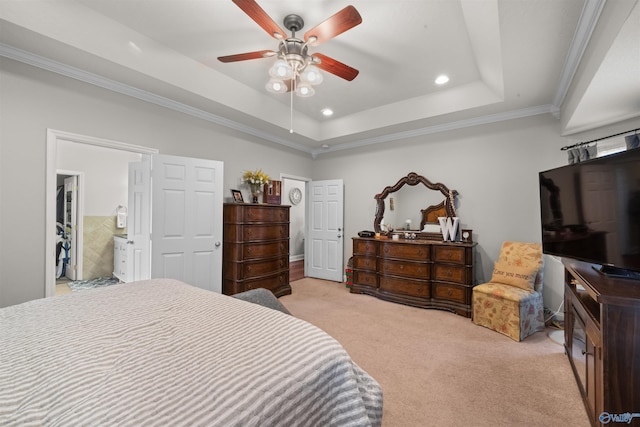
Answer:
[{"xmin": 218, "ymin": 0, "xmax": 362, "ymax": 97}]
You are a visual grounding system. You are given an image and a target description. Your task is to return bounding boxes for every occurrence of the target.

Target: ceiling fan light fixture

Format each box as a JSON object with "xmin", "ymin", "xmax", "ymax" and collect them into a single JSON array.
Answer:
[
  {"xmin": 269, "ymin": 59, "xmax": 293, "ymax": 79},
  {"xmin": 295, "ymin": 83, "xmax": 315, "ymax": 97},
  {"xmin": 300, "ymin": 65, "xmax": 323, "ymax": 85},
  {"xmin": 266, "ymin": 78, "xmax": 287, "ymax": 93}
]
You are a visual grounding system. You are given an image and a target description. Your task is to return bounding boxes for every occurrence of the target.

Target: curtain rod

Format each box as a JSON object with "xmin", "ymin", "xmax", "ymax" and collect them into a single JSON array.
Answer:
[{"xmin": 560, "ymin": 128, "xmax": 640, "ymax": 151}]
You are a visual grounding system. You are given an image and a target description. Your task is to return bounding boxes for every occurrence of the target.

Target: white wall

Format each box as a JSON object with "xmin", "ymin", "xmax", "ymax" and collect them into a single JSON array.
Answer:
[
  {"xmin": 0, "ymin": 58, "xmax": 313, "ymax": 307},
  {"xmin": 57, "ymin": 141, "xmax": 141, "ymax": 216}
]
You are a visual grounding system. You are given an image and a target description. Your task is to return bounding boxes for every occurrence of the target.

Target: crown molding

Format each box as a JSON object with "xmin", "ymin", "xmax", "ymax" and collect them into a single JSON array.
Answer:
[
  {"xmin": 0, "ymin": 43, "xmax": 314, "ymax": 155},
  {"xmin": 551, "ymin": 0, "xmax": 606, "ymax": 109},
  {"xmin": 311, "ymin": 104, "xmax": 555, "ymax": 157}
]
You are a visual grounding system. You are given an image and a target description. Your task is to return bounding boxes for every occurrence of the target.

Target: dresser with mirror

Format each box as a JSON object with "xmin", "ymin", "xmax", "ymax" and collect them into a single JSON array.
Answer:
[{"xmin": 351, "ymin": 172, "xmax": 475, "ymax": 317}]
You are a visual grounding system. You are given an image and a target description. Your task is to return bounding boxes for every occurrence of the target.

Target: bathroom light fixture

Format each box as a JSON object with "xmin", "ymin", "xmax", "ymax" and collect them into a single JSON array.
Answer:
[{"xmin": 321, "ymin": 108, "xmax": 334, "ymax": 117}]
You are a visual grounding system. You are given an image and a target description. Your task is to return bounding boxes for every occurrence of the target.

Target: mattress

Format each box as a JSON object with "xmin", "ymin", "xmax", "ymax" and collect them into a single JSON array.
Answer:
[{"xmin": 0, "ymin": 279, "xmax": 382, "ymax": 426}]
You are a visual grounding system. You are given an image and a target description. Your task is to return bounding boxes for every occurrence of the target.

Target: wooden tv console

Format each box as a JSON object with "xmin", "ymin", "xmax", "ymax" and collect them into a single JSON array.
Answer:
[
  {"xmin": 351, "ymin": 237, "xmax": 475, "ymax": 317},
  {"xmin": 563, "ymin": 259, "xmax": 640, "ymax": 426}
]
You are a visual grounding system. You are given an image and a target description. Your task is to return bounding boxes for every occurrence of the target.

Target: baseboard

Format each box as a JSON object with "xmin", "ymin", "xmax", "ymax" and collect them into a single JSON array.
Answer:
[{"xmin": 290, "ymin": 259, "xmax": 304, "ymax": 282}]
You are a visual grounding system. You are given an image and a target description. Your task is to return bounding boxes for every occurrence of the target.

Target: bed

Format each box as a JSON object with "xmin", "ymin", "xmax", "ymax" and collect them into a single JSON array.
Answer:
[{"xmin": 0, "ymin": 279, "xmax": 383, "ymax": 426}]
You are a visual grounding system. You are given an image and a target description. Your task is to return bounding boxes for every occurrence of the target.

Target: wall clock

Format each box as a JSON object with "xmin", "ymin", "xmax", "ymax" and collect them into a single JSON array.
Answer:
[{"xmin": 289, "ymin": 187, "xmax": 302, "ymax": 205}]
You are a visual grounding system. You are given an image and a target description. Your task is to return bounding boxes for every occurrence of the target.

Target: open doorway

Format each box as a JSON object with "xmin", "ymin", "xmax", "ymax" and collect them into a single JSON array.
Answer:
[
  {"xmin": 281, "ymin": 175, "xmax": 308, "ymax": 281},
  {"xmin": 55, "ymin": 171, "xmax": 83, "ymax": 294},
  {"xmin": 45, "ymin": 129, "xmax": 158, "ymax": 298}
]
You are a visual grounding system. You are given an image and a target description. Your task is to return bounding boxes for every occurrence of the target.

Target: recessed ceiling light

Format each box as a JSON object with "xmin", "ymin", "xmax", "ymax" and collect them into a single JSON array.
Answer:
[
  {"xmin": 321, "ymin": 144, "xmax": 330, "ymax": 149},
  {"xmin": 435, "ymin": 75, "xmax": 449, "ymax": 85},
  {"xmin": 321, "ymin": 108, "xmax": 333, "ymax": 117}
]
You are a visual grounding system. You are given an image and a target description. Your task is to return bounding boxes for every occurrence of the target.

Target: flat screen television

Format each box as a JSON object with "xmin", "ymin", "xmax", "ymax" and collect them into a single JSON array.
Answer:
[{"xmin": 539, "ymin": 148, "xmax": 640, "ymax": 279}]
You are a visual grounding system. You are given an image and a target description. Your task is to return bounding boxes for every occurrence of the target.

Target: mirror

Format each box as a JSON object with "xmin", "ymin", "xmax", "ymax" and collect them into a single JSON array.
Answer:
[{"xmin": 374, "ymin": 172, "xmax": 458, "ymax": 238}]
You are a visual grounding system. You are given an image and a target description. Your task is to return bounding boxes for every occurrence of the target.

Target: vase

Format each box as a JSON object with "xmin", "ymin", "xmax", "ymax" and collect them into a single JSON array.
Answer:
[{"xmin": 250, "ymin": 184, "xmax": 262, "ymax": 203}]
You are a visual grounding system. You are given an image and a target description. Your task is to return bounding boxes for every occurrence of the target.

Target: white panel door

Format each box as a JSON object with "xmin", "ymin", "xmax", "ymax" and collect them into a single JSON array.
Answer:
[
  {"xmin": 128, "ymin": 159, "xmax": 151, "ymax": 282},
  {"xmin": 306, "ymin": 179, "xmax": 344, "ymax": 281},
  {"xmin": 150, "ymin": 154, "xmax": 223, "ymax": 293}
]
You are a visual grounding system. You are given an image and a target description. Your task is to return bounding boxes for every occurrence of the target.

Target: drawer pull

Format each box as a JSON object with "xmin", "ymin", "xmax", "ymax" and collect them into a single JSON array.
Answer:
[{"xmin": 447, "ymin": 289, "xmax": 453, "ymax": 296}]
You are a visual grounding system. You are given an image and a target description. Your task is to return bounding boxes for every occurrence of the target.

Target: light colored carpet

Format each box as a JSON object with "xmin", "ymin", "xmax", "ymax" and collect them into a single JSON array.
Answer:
[{"xmin": 280, "ymin": 278, "xmax": 590, "ymax": 427}]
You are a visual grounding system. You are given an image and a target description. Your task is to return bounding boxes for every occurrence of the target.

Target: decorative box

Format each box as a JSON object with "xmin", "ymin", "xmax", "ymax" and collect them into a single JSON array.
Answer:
[{"xmin": 263, "ymin": 180, "xmax": 282, "ymax": 204}]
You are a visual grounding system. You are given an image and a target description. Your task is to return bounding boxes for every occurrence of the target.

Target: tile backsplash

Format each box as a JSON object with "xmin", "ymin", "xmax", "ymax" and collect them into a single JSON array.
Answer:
[{"xmin": 83, "ymin": 216, "xmax": 123, "ymax": 279}]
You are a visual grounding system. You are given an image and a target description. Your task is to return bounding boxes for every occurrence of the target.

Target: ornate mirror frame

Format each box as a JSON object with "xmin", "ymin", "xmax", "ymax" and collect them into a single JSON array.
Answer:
[{"xmin": 374, "ymin": 172, "xmax": 459, "ymax": 237}]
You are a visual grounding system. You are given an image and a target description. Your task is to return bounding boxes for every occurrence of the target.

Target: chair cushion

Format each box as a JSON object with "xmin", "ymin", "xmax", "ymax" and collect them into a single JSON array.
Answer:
[
  {"xmin": 490, "ymin": 261, "xmax": 537, "ymax": 291},
  {"xmin": 473, "ymin": 283, "xmax": 545, "ymax": 341},
  {"xmin": 473, "ymin": 282, "xmax": 538, "ymax": 302}
]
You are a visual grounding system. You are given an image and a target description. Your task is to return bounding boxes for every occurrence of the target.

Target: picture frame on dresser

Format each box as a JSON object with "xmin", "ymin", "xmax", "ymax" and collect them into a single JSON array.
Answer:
[
  {"xmin": 461, "ymin": 229, "xmax": 472, "ymax": 243},
  {"xmin": 231, "ymin": 189, "xmax": 244, "ymax": 203}
]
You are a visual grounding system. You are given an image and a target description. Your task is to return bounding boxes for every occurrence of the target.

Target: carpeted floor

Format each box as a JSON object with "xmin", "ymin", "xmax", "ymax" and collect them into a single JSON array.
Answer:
[{"xmin": 280, "ymin": 278, "xmax": 590, "ymax": 427}]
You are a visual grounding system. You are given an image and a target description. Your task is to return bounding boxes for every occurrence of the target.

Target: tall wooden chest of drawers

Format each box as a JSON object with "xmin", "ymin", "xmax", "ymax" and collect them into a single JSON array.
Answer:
[
  {"xmin": 351, "ymin": 237, "xmax": 475, "ymax": 317},
  {"xmin": 223, "ymin": 203, "xmax": 291, "ymax": 297}
]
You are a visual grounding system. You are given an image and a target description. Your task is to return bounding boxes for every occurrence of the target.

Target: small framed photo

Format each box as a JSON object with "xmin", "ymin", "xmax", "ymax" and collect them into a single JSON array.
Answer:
[
  {"xmin": 461, "ymin": 229, "xmax": 473, "ymax": 243},
  {"xmin": 231, "ymin": 189, "xmax": 244, "ymax": 203}
]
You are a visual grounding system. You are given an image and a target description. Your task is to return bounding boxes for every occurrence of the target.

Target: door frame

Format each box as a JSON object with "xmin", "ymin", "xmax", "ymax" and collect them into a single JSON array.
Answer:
[{"xmin": 45, "ymin": 129, "xmax": 158, "ymax": 297}]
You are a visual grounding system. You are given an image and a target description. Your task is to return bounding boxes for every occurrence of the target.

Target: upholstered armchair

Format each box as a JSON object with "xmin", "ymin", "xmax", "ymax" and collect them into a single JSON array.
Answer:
[{"xmin": 472, "ymin": 241, "xmax": 545, "ymax": 341}]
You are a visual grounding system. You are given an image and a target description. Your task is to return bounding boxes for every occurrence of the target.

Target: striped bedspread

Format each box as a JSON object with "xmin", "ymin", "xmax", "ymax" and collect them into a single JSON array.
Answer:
[{"xmin": 0, "ymin": 279, "xmax": 382, "ymax": 426}]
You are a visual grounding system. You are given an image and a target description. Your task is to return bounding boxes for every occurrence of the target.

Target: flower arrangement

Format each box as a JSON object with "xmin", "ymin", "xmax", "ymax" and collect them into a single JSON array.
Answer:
[
  {"xmin": 243, "ymin": 169, "xmax": 270, "ymax": 187},
  {"xmin": 243, "ymin": 169, "xmax": 270, "ymax": 202}
]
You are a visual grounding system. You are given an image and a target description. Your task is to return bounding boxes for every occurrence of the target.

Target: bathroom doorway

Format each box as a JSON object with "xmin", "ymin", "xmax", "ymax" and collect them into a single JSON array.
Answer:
[{"xmin": 55, "ymin": 171, "xmax": 83, "ymax": 283}]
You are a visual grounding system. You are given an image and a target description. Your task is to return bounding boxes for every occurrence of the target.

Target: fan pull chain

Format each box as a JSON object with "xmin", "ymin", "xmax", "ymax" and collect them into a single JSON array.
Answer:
[{"xmin": 289, "ymin": 79, "xmax": 294, "ymax": 134}]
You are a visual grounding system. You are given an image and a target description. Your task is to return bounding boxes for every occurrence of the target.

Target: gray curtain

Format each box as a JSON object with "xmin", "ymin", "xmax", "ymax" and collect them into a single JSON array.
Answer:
[
  {"xmin": 626, "ymin": 134, "xmax": 639, "ymax": 150},
  {"xmin": 567, "ymin": 144, "xmax": 596, "ymax": 164}
]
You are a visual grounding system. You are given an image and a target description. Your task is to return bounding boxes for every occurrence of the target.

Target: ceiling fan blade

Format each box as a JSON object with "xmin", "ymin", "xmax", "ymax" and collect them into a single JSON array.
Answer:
[
  {"xmin": 232, "ymin": 0, "xmax": 287, "ymax": 39},
  {"xmin": 304, "ymin": 5, "xmax": 362, "ymax": 46},
  {"xmin": 218, "ymin": 50, "xmax": 276, "ymax": 63},
  {"xmin": 312, "ymin": 53, "xmax": 359, "ymax": 81}
]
